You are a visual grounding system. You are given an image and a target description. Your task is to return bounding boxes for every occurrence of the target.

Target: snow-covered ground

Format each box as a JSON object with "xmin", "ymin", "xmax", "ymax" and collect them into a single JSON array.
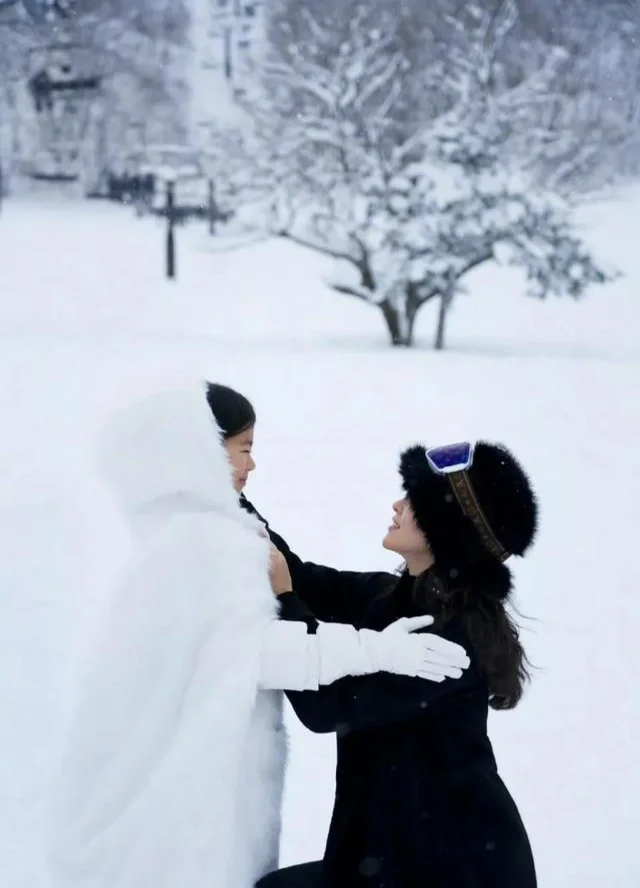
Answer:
[{"xmin": 0, "ymin": 195, "xmax": 638, "ymax": 887}]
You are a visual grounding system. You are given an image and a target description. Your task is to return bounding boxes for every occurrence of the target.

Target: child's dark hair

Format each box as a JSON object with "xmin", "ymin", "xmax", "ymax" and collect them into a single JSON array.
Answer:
[{"xmin": 205, "ymin": 383, "xmax": 256, "ymax": 440}]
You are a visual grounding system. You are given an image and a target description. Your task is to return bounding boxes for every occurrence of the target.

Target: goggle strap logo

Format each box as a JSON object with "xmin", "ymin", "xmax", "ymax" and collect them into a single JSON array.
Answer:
[{"xmin": 447, "ymin": 471, "xmax": 510, "ymax": 563}]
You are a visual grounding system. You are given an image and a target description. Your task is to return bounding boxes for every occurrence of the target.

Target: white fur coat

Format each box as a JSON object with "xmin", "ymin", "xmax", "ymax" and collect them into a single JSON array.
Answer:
[{"xmin": 47, "ymin": 387, "xmax": 287, "ymax": 888}]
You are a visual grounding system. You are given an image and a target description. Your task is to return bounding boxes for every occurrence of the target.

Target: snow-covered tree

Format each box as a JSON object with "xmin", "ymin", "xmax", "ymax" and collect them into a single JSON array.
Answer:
[
  {"xmin": 499, "ymin": 0, "xmax": 640, "ymax": 193},
  {"xmin": 0, "ymin": 2, "xmax": 37, "ymax": 190},
  {"xmin": 236, "ymin": 0, "xmax": 613, "ymax": 348}
]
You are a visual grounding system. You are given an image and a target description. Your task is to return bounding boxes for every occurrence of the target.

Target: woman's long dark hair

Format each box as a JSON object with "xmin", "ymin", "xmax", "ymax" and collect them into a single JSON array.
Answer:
[{"xmin": 411, "ymin": 569, "xmax": 530, "ymax": 710}]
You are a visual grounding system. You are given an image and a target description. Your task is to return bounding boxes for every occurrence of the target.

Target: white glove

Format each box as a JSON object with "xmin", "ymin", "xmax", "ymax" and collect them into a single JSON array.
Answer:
[
  {"xmin": 357, "ymin": 616, "xmax": 470, "ymax": 682},
  {"xmin": 313, "ymin": 615, "xmax": 470, "ymax": 686}
]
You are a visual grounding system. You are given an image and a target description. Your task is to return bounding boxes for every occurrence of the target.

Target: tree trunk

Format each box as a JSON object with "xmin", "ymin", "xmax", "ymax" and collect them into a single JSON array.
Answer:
[
  {"xmin": 434, "ymin": 290, "xmax": 454, "ymax": 350},
  {"xmin": 380, "ymin": 296, "xmax": 419, "ymax": 347}
]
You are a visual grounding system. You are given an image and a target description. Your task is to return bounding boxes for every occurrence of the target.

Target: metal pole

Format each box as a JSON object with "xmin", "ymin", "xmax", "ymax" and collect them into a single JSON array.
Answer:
[
  {"xmin": 166, "ymin": 179, "xmax": 176, "ymax": 279},
  {"xmin": 208, "ymin": 178, "xmax": 216, "ymax": 235}
]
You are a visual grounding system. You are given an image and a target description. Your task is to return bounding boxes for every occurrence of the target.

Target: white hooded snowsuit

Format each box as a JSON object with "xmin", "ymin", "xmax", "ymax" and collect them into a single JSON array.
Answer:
[{"xmin": 47, "ymin": 387, "xmax": 295, "ymax": 888}]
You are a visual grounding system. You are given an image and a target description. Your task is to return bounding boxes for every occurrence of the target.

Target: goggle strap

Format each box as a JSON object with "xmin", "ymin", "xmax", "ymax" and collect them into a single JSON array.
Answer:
[{"xmin": 447, "ymin": 471, "xmax": 510, "ymax": 563}]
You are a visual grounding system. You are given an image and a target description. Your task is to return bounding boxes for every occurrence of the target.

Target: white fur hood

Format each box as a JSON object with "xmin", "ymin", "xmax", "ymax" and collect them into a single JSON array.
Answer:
[{"xmin": 96, "ymin": 383, "xmax": 244, "ymax": 525}]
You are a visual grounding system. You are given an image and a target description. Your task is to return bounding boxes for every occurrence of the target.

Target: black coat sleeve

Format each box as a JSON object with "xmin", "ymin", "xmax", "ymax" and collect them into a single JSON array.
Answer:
[
  {"xmin": 240, "ymin": 496, "xmax": 393, "ymax": 625},
  {"xmin": 277, "ymin": 590, "xmax": 318, "ymax": 630},
  {"xmin": 285, "ymin": 668, "xmax": 482, "ymax": 734},
  {"xmin": 268, "ymin": 527, "xmax": 394, "ymax": 626}
]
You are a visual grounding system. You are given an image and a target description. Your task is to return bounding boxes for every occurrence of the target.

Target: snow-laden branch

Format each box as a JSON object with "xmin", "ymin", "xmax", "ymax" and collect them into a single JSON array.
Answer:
[
  {"xmin": 330, "ymin": 281, "xmax": 374, "ymax": 303},
  {"xmin": 276, "ymin": 228, "xmax": 359, "ymax": 266}
]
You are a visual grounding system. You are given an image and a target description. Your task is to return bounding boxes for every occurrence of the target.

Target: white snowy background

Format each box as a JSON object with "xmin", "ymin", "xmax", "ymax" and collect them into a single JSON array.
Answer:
[{"xmin": 0, "ymin": 191, "xmax": 638, "ymax": 887}]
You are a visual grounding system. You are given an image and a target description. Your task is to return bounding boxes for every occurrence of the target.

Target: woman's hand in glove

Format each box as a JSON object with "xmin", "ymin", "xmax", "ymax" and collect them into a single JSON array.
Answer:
[{"xmin": 358, "ymin": 616, "xmax": 470, "ymax": 682}]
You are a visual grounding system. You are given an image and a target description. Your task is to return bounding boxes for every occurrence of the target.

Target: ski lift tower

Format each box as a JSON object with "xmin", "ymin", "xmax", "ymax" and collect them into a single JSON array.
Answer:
[
  {"xmin": 27, "ymin": 41, "xmax": 102, "ymax": 184},
  {"xmin": 188, "ymin": 0, "xmax": 266, "ymax": 142}
]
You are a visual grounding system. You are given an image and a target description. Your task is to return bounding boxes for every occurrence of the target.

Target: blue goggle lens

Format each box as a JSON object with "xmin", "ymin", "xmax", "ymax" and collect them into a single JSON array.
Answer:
[{"xmin": 425, "ymin": 442, "xmax": 474, "ymax": 474}]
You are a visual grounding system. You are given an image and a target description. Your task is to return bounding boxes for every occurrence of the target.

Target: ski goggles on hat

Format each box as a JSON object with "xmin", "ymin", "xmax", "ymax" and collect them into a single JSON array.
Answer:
[
  {"xmin": 425, "ymin": 442, "xmax": 509, "ymax": 562},
  {"xmin": 425, "ymin": 442, "xmax": 475, "ymax": 474}
]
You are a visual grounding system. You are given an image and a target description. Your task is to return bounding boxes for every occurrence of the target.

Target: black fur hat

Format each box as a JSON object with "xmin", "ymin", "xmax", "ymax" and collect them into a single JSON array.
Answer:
[{"xmin": 399, "ymin": 441, "xmax": 538, "ymax": 601}]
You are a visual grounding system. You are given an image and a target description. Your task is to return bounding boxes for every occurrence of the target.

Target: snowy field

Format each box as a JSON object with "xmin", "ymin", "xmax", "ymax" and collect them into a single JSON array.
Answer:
[{"xmin": 0, "ymin": 195, "xmax": 639, "ymax": 887}]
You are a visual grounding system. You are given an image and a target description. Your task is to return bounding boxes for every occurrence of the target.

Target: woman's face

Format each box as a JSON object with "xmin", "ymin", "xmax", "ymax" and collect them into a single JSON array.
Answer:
[
  {"xmin": 383, "ymin": 497, "xmax": 434, "ymax": 572},
  {"xmin": 224, "ymin": 426, "xmax": 256, "ymax": 493}
]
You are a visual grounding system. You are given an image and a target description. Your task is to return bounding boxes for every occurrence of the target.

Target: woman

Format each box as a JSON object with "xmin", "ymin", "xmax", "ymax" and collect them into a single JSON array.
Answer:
[
  {"xmin": 46, "ymin": 383, "xmax": 468, "ymax": 888},
  {"xmin": 259, "ymin": 440, "xmax": 539, "ymax": 888}
]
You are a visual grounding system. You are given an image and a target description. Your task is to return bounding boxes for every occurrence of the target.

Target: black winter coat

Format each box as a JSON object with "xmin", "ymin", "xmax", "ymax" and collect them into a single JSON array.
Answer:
[{"xmin": 258, "ymin": 512, "xmax": 537, "ymax": 888}]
